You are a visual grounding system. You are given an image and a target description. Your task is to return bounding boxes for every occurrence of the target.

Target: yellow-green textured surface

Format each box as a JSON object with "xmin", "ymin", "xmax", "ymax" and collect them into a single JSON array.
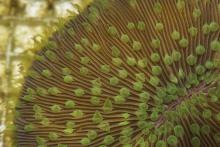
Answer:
[{"xmin": 0, "ymin": 0, "xmax": 92, "ymax": 146}]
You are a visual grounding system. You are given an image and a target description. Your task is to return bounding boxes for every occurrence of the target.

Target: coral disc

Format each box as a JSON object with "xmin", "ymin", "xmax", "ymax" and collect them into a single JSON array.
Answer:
[{"xmin": 16, "ymin": 0, "xmax": 220, "ymax": 147}]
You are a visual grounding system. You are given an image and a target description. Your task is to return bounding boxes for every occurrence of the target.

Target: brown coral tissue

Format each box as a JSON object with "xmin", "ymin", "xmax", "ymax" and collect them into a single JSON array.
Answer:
[{"xmin": 15, "ymin": 0, "xmax": 220, "ymax": 147}]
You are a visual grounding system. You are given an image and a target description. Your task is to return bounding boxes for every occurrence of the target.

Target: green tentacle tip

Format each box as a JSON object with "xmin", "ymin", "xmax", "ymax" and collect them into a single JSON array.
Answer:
[
  {"xmin": 188, "ymin": 26, "xmax": 198, "ymax": 37},
  {"xmin": 91, "ymin": 87, "xmax": 102, "ymax": 96},
  {"xmin": 151, "ymin": 38, "xmax": 161, "ymax": 49},
  {"xmin": 100, "ymin": 64, "xmax": 111, "ymax": 73},
  {"xmin": 91, "ymin": 78, "xmax": 102, "ymax": 87},
  {"xmin": 149, "ymin": 76, "xmax": 160, "ymax": 86},
  {"xmin": 150, "ymin": 52, "xmax": 160, "ymax": 62},
  {"xmin": 128, "ymin": 0, "xmax": 137, "ymax": 8},
  {"xmin": 41, "ymin": 69, "xmax": 52, "ymax": 78},
  {"xmin": 36, "ymin": 87, "xmax": 48, "ymax": 96},
  {"xmin": 66, "ymin": 121, "xmax": 75, "ymax": 128},
  {"xmin": 67, "ymin": 27, "xmax": 75, "ymax": 35},
  {"xmin": 202, "ymin": 109, "xmax": 212, "ymax": 119},
  {"xmin": 112, "ymin": 58, "xmax": 122, "ymax": 67},
  {"xmin": 196, "ymin": 65, "xmax": 205, "ymax": 75},
  {"xmin": 103, "ymin": 135, "xmax": 115, "ymax": 145},
  {"xmin": 80, "ymin": 57, "xmax": 91, "ymax": 65},
  {"xmin": 114, "ymin": 95, "xmax": 126, "ymax": 104},
  {"xmin": 210, "ymin": 22, "xmax": 219, "ymax": 32},
  {"xmin": 121, "ymin": 34, "xmax": 130, "ymax": 43},
  {"xmin": 45, "ymin": 50, "xmax": 57, "ymax": 61},
  {"xmin": 171, "ymin": 30, "xmax": 180, "ymax": 40},
  {"xmin": 87, "ymin": 130, "xmax": 97, "ymax": 140},
  {"xmin": 178, "ymin": 68, "xmax": 185, "ymax": 79},
  {"xmin": 186, "ymin": 54, "xmax": 197, "ymax": 66},
  {"xmin": 24, "ymin": 123, "xmax": 35, "ymax": 132},
  {"xmin": 35, "ymin": 55, "xmax": 46, "ymax": 62},
  {"xmin": 63, "ymin": 128, "xmax": 74, "ymax": 135},
  {"xmin": 50, "ymin": 104, "xmax": 62, "ymax": 113},
  {"xmin": 191, "ymin": 136, "xmax": 200, "ymax": 147},
  {"xmin": 135, "ymin": 73, "xmax": 146, "ymax": 82},
  {"xmin": 156, "ymin": 140, "xmax": 166, "ymax": 147},
  {"xmin": 82, "ymin": 22, "xmax": 92, "ymax": 32},
  {"xmin": 48, "ymin": 87, "xmax": 61, "ymax": 95},
  {"xmin": 109, "ymin": 76, "xmax": 119, "ymax": 86},
  {"xmin": 103, "ymin": 99, "xmax": 113, "ymax": 112},
  {"xmin": 118, "ymin": 69, "xmax": 128, "ymax": 79},
  {"xmin": 174, "ymin": 125, "xmax": 184, "ymax": 137},
  {"xmin": 108, "ymin": 26, "xmax": 118, "ymax": 36},
  {"xmin": 80, "ymin": 38, "xmax": 89, "ymax": 46},
  {"xmin": 74, "ymin": 44, "xmax": 84, "ymax": 52},
  {"xmin": 152, "ymin": 65, "xmax": 162, "ymax": 76},
  {"xmin": 80, "ymin": 137, "xmax": 91, "ymax": 146},
  {"xmin": 176, "ymin": 0, "xmax": 185, "ymax": 10},
  {"xmin": 58, "ymin": 144, "xmax": 67, "ymax": 147},
  {"xmin": 167, "ymin": 135, "xmax": 178, "ymax": 146},
  {"xmin": 205, "ymin": 60, "xmax": 214, "ymax": 69},
  {"xmin": 127, "ymin": 22, "xmax": 135, "ymax": 30},
  {"xmin": 64, "ymin": 75, "xmax": 74, "ymax": 83},
  {"xmin": 133, "ymin": 81, "xmax": 144, "ymax": 91},
  {"xmin": 62, "ymin": 67, "xmax": 71, "ymax": 75},
  {"xmin": 92, "ymin": 43, "xmax": 101, "ymax": 52},
  {"xmin": 74, "ymin": 88, "xmax": 85, "ymax": 97},
  {"xmin": 216, "ymin": 113, "xmax": 220, "ymax": 121},
  {"xmin": 211, "ymin": 40, "xmax": 220, "ymax": 51},
  {"xmin": 71, "ymin": 109, "xmax": 84, "ymax": 118},
  {"xmin": 192, "ymin": 8, "xmax": 201, "ymax": 18},
  {"xmin": 150, "ymin": 111, "xmax": 158, "ymax": 121},
  {"xmin": 36, "ymin": 136, "xmax": 47, "ymax": 146},
  {"xmin": 202, "ymin": 23, "xmax": 210, "ymax": 34},
  {"xmin": 179, "ymin": 37, "xmax": 189, "ymax": 48},
  {"xmin": 190, "ymin": 123, "xmax": 200, "ymax": 135},
  {"xmin": 111, "ymin": 46, "xmax": 120, "ymax": 57},
  {"xmin": 137, "ymin": 21, "xmax": 145, "ymax": 31},
  {"xmin": 48, "ymin": 132, "xmax": 59, "ymax": 141},
  {"xmin": 98, "ymin": 121, "xmax": 110, "ymax": 132},
  {"xmin": 88, "ymin": 10, "xmax": 99, "ymax": 23},
  {"xmin": 132, "ymin": 41, "xmax": 142, "ymax": 51},
  {"xmin": 163, "ymin": 54, "xmax": 173, "ymax": 65},
  {"xmin": 40, "ymin": 117, "xmax": 50, "ymax": 126},
  {"xmin": 126, "ymin": 57, "xmax": 136, "ymax": 66},
  {"xmin": 172, "ymin": 50, "xmax": 181, "ymax": 61},
  {"xmin": 170, "ymin": 74, "xmax": 178, "ymax": 83},
  {"xmin": 122, "ymin": 113, "xmax": 130, "ymax": 119},
  {"xmin": 201, "ymin": 124, "xmax": 210, "ymax": 135},
  {"xmin": 27, "ymin": 70, "xmax": 39, "ymax": 79},
  {"xmin": 119, "ymin": 87, "xmax": 130, "ymax": 97},
  {"xmin": 155, "ymin": 22, "xmax": 164, "ymax": 31},
  {"xmin": 195, "ymin": 44, "xmax": 206, "ymax": 55},
  {"xmin": 92, "ymin": 111, "xmax": 103, "ymax": 123},
  {"xmin": 65, "ymin": 51, "xmax": 74, "ymax": 60},
  {"xmin": 153, "ymin": 2, "xmax": 162, "ymax": 14},
  {"xmin": 148, "ymin": 133, "xmax": 157, "ymax": 143},
  {"xmin": 214, "ymin": 133, "xmax": 220, "ymax": 143},
  {"xmin": 90, "ymin": 96, "xmax": 100, "ymax": 105},
  {"xmin": 65, "ymin": 100, "xmax": 75, "ymax": 109},
  {"xmin": 138, "ymin": 58, "xmax": 148, "ymax": 68},
  {"xmin": 22, "ymin": 95, "xmax": 34, "ymax": 102}
]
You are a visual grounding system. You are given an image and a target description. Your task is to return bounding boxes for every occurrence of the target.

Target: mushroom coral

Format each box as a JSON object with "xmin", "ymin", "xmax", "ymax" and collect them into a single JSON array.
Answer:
[{"xmin": 15, "ymin": 0, "xmax": 220, "ymax": 147}]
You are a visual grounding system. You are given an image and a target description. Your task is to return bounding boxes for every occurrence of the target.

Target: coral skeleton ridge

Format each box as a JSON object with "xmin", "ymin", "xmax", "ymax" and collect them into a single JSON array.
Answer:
[{"xmin": 16, "ymin": 0, "xmax": 220, "ymax": 147}]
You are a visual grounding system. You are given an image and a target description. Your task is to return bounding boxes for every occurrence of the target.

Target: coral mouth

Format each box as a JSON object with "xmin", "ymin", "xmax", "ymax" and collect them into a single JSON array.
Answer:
[{"xmin": 155, "ymin": 80, "xmax": 217, "ymax": 129}]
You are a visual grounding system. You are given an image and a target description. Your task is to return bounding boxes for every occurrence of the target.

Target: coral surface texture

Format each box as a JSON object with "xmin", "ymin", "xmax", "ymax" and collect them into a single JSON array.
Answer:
[{"xmin": 16, "ymin": 0, "xmax": 220, "ymax": 147}]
